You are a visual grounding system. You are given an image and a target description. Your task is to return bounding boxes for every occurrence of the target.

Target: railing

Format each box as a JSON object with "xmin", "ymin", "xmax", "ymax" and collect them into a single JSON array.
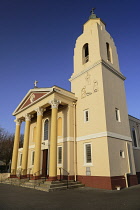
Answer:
[
  {"xmin": 10, "ymin": 168, "xmax": 32, "ymax": 186},
  {"xmin": 10, "ymin": 169, "xmax": 16, "ymax": 176},
  {"xmin": 59, "ymin": 167, "xmax": 69, "ymax": 189},
  {"xmin": 19, "ymin": 168, "xmax": 32, "ymax": 180},
  {"xmin": 33, "ymin": 168, "xmax": 47, "ymax": 181},
  {"xmin": 27, "ymin": 168, "xmax": 32, "ymax": 180},
  {"xmin": 33, "ymin": 168, "xmax": 47, "ymax": 188}
]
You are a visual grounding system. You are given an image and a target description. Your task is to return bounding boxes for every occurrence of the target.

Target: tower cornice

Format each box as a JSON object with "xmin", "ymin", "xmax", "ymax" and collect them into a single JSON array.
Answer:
[{"xmin": 69, "ymin": 59, "xmax": 126, "ymax": 82}]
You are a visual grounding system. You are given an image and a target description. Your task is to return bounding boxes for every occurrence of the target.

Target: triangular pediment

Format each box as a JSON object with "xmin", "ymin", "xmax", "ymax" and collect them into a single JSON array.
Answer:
[
  {"xmin": 21, "ymin": 92, "xmax": 47, "ymax": 109},
  {"xmin": 13, "ymin": 88, "xmax": 53, "ymax": 115}
]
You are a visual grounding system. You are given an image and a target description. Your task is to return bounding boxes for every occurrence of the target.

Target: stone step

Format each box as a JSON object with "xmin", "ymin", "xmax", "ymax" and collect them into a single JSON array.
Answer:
[
  {"xmin": 34, "ymin": 183, "xmax": 84, "ymax": 192},
  {"xmin": 2, "ymin": 178, "xmax": 85, "ymax": 192},
  {"xmin": 3, "ymin": 178, "xmax": 30, "ymax": 186},
  {"xmin": 47, "ymin": 183, "xmax": 85, "ymax": 192},
  {"xmin": 28, "ymin": 179, "xmax": 45, "ymax": 183},
  {"xmin": 35, "ymin": 181, "xmax": 84, "ymax": 192},
  {"xmin": 49, "ymin": 181, "xmax": 81, "ymax": 188}
]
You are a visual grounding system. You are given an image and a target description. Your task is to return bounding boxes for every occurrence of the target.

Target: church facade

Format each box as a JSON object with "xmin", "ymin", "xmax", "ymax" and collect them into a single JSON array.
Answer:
[{"xmin": 10, "ymin": 10, "xmax": 140, "ymax": 190}]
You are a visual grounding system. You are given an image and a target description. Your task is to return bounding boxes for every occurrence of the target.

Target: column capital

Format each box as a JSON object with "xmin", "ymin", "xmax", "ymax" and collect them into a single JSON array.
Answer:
[
  {"xmin": 35, "ymin": 107, "xmax": 44, "ymax": 116},
  {"xmin": 49, "ymin": 99, "xmax": 61, "ymax": 109},
  {"xmin": 14, "ymin": 119, "xmax": 22, "ymax": 126},
  {"xmin": 25, "ymin": 114, "xmax": 32, "ymax": 121}
]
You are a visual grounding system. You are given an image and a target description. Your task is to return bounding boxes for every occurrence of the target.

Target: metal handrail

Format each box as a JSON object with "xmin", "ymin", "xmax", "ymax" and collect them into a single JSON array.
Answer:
[
  {"xmin": 10, "ymin": 169, "xmax": 16, "ymax": 175},
  {"xmin": 33, "ymin": 168, "xmax": 47, "ymax": 181},
  {"xmin": 27, "ymin": 168, "xmax": 32, "ymax": 180},
  {"xmin": 59, "ymin": 167, "xmax": 69, "ymax": 189},
  {"xmin": 20, "ymin": 168, "xmax": 32, "ymax": 180}
]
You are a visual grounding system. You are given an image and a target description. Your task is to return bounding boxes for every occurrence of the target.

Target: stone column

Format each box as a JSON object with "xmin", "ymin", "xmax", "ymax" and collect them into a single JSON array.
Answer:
[
  {"xmin": 49, "ymin": 99, "xmax": 60, "ymax": 181},
  {"xmin": 33, "ymin": 107, "xmax": 44, "ymax": 178},
  {"xmin": 21, "ymin": 114, "xmax": 32, "ymax": 177},
  {"xmin": 11, "ymin": 119, "xmax": 22, "ymax": 177}
]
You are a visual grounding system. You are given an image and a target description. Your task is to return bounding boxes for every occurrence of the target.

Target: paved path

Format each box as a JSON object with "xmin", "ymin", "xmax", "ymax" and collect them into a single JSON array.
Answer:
[{"xmin": 0, "ymin": 183, "xmax": 140, "ymax": 210}]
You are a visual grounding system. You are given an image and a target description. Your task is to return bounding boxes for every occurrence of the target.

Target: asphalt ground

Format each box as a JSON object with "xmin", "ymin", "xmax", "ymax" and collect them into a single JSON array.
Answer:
[{"xmin": 0, "ymin": 183, "xmax": 140, "ymax": 210}]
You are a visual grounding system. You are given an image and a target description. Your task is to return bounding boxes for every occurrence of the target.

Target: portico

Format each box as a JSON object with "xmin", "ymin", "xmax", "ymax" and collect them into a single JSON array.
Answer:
[{"xmin": 10, "ymin": 86, "xmax": 77, "ymax": 180}]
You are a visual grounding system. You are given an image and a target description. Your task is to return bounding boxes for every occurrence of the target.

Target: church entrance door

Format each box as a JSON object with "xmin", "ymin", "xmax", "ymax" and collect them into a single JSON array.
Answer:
[{"xmin": 42, "ymin": 149, "xmax": 48, "ymax": 177}]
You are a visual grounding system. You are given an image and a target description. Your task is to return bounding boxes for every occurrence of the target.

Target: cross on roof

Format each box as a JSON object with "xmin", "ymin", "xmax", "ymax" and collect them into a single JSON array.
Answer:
[
  {"xmin": 34, "ymin": 80, "xmax": 38, "ymax": 88},
  {"xmin": 90, "ymin": 8, "xmax": 96, "ymax": 15}
]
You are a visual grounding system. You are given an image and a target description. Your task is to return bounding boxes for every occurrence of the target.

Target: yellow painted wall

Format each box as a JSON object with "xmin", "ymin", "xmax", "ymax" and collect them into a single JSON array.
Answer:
[
  {"xmin": 76, "ymin": 137, "xmax": 110, "ymax": 176},
  {"xmin": 108, "ymin": 138, "xmax": 136, "ymax": 176},
  {"xmin": 102, "ymin": 66, "xmax": 131, "ymax": 137}
]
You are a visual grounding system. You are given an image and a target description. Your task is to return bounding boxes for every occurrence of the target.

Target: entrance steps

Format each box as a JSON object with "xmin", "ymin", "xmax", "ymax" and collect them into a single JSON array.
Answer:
[
  {"xmin": 2, "ymin": 177, "xmax": 29, "ymax": 186},
  {"xmin": 36, "ymin": 180, "xmax": 85, "ymax": 192},
  {"xmin": 2, "ymin": 178, "xmax": 84, "ymax": 192}
]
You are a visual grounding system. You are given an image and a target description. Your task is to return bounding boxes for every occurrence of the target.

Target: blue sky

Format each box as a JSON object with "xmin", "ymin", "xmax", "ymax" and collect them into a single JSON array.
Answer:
[{"xmin": 0, "ymin": 0, "xmax": 140, "ymax": 133}]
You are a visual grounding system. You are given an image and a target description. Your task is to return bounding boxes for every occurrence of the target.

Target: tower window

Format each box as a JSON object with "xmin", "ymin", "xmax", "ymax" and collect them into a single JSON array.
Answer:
[
  {"xmin": 84, "ymin": 109, "xmax": 89, "ymax": 122},
  {"xmin": 115, "ymin": 108, "xmax": 121, "ymax": 122},
  {"xmin": 44, "ymin": 119, "xmax": 49, "ymax": 140},
  {"xmin": 120, "ymin": 150, "xmax": 125, "ymax": 158},
  {"xmin": 132, "ymin": 127, "xmax": 138, "ymax": 147},
  {"xmin": 83, "ymin": 43, "xmax": 89, "ymax": 64},
  {"xmin": 106, "ymin": 42, "xmax": 112, "ymax": 62}
]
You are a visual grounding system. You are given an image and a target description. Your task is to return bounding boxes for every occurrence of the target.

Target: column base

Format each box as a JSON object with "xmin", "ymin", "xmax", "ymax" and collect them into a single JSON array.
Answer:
[
  {"xmin": 10, "ymin": 175, "xmax": 17, "ymax": 178},
  {"xmin": 57, "ymin": 175, "xmax": 75, "ymax": 181},
  {"xmin": 31, "ymin": 175, "xmax": 41, "ymax": 180},
  {"xmin": 47, "ymin": 176, "xmax": 57, "ymax": 181},
  {"xmin": 20, "ymin": 175, "xmax": 27, "ymax": 179}
]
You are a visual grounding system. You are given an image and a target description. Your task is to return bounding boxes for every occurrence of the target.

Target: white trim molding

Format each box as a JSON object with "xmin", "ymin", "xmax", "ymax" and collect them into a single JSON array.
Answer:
[
  {"xmin": 29, "ymin": 144, "xmax": 35, "ymax": 149},
  {"xmin": 76, "ymin": 131, "xmax": 132, "ymax": 142},
  {"xmin": 69, "ymin": 59, "xmax": 125, "ymax": 82},
  {"xmin": 58, "ymin": 137, "xmax": 74, "ymax": 143},
  {"xmin": 133, "ymin": 147, "xmax": 140, "ymax": 150}
]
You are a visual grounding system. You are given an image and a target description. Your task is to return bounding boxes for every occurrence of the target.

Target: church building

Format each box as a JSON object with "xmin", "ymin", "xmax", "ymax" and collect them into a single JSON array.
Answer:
[{"xmin": 10, "ymin": 10, "xmax": 140, "ymax": 190}]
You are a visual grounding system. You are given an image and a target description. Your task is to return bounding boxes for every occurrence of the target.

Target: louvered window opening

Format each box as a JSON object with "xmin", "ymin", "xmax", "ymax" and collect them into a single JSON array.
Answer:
[
  {"xmin": 83, "ymin": 43, "xmax": 89, "ymax": 64},
  {"xmin": 106, "ymin": 42, "xmax": 111, "ymax": 62}
]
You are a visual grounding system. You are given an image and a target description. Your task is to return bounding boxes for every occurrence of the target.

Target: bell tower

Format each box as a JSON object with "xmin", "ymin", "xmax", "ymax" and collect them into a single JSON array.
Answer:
[{"xmin": 70, "ymin": 9, "xmax": 137, "ymax": 189}]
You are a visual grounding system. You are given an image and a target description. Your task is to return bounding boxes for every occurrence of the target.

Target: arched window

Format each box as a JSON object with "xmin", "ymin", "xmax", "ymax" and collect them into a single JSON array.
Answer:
[
  {"xmin": 44, "ymin": 119, "xmax": 49, "ymax": 140},
  {"xmin": 33, "ymin": 126, "xmax": 37, "ymax": 143},
  {"xmin": 57, "ymin": 117, "xmax": 62, "ymax": 136},
  {"xmin": 83, "ymin": 43, "xmax": 89, "ymax": 64},
  {"xmin": 106, "ymin": 42, "xmax": 112, "ymax": 62},
  {"xmin": 132, "ymin": 127, "xmax": 138, "ymax": 147}
]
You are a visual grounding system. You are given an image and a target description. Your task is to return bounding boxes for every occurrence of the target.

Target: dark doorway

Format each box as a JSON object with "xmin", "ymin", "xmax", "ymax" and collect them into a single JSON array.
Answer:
[{"xmin": 42, "ymin": 149, "xmax": 48, "ymax": 177}]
